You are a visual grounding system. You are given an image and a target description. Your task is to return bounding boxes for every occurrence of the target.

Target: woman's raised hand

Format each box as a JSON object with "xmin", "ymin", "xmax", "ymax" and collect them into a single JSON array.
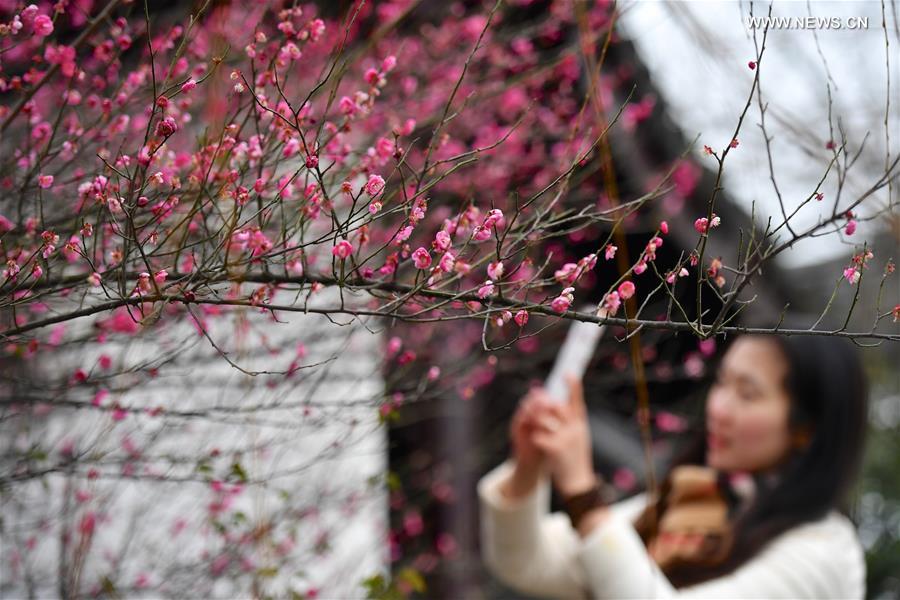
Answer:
[
  {"xmin": 501, "ymin": 387, "xmax": 551, "ymax": 500},
  {"xmin": 510, "ymin": 387, "xmax": 552, "ymax": 471},
  {"xmin": 530, "ymin": 375, "xmax": 597, "ymax": 498}
]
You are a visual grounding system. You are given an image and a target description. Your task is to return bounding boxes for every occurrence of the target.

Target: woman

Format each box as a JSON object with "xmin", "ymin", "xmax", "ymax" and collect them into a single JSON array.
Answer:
[{"xmin": 478, "ymin": 335, "xmax": 868, "ymax": 598}]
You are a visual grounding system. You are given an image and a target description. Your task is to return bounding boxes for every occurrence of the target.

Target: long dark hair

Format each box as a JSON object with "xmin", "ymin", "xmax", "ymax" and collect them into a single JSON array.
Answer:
[{"xmin": 635, "ymin": 334, "xmax": 869, "ymax": 587}]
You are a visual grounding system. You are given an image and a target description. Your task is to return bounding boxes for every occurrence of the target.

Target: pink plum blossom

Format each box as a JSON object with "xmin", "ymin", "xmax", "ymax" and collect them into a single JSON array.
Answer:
[
  {"xmin": 79, "ymin": 512, "xmax": 96, "ymax": 536},
  {"xmin": 155, "ymin": 117, "xmax": 177, "ymax": 138},
  {"xmin": 554, "ymin": 262, "xmax": 578, "ymax": 284},
  {"xmin": 411, "ymin": 247, "xmax": 432, "ymax": 269},
  {"xmin": 617, "ymin": 280, "xmax": 635, "ymax": 300},
  {"xmin": 339, "ymin": 96, "xmax": 356, "ymax": 115},
  {"xmin": 472, "ymin": 225, "xmax": 492, "ymax": 242},
  {"xmin": 579, "ymin": 253, "xmax": 597, "ymax": 271},
  {"xmin": 282, "ymin": 138, "xmax": 301, "ymax": 158},
  {"xmin": 433, "ymin": 230, "xmax": 452, "ymax": 253},
  {"xmin": 551, "ymin": 287, "xmax": 575, "ymax": 313},
  {"xmin": 332, "ymin": 240, "xmax": 353, "ymax": 259},
  {"xmin": 698, "ymin": 338, "xmax": 716, "ymax": 357},
  {"xmin": 694, "ymin": 213, "xmax": 721, "ymax": 234},
  {"xmin": 656, "ymin": 411, "xmax": 688, "ymax": 433},
  {"xmin": 612, "ymin": 467, "xmax": 637, "ymax": 491},
  {"xmin": 603, "ymin": 291, "xmax": 621, "ymax": 315},
  {"xmin": 477, "ymin": 280, "xmax": 495, "ymax": 299},
  {"xmin": 844, "ymin": 267, "xmax": 860, "ymax": 285},
  {"xmin": 364, "ymin": 174, "xmax": 385, "ymax": 196},
  {"xmin": 393, "ymin": 225, "xmax": 413, "ymax": 245},
  {"xmin": 604, "ymin": 244, "xmax": 617, "ymax": 260},
  {"xmin": 438, "ymin": 252, "xmax": 456, "ymax": 273},
  {"xmin": 33, "ymin": 14, "xmax": 53, "ymax": 37},
  {"xmin": 436, "ymin": 533, "xmax": 457, "ymax": 557},
  {"xmin": 404, "ymin": 511, "xmax": 424, "ymax": 537}
]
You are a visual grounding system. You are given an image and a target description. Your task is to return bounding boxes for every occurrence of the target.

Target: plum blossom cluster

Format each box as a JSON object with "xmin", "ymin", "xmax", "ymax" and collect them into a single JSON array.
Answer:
[
  {"xmin": 706, "ymin": 257, "xmax": 726, "ymax": 288},
  {"xmin": 843, "ymin": 210, "xmax": 858, "ymax": 236},
  {"xmin": 843, "ymin": 249, "xmax": 874, "ymax": 285},
  {"xmin": 554, "ymin": 253, "xmax": 597, "ymax": 286},
  {"xmin": 693, "ymin": 213, "xmax": 721, "ymax": 235},
  {"xmin": 0, "ymin": 4, "xmax": 52, "ymax": 41},
  {"xmin": 0, "ymin": 0, "xmax": 714, "ymax": 349},
  {"xmin": 600, "ymin": 280, "xmax": 636, "ymax": 317},
  {"xmin": 551, "ymin": 286, "xmax": 575, "ymax": 313}
]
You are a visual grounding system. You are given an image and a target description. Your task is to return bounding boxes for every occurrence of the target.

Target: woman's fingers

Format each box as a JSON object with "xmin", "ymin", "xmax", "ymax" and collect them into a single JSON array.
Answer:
[
  {"xmin": 515, "ymin": 393, "xmax": 539, "ymax": 421},
  {"xmin": 531, "ymin": 401, "xmax": 567, "ymax": 422},
  {"xmin": 519, "ymin": 388, "xmax": 556, "ymax": 421},
  {"xmin": 532, "ymin": 410, "xmax": 565, "ymax": 434},
  {"xmin": 530, "ymin": 430, "xmax": 558, "ymax": 454},
  {"xmin": 519, "ymin": 384, "xmax": 583, "ymax": 437},
  {"xmin": 524, "ymin": 386, "xmax": 552, "ymax": 404},
  {"xmin": 510, "ymin": 410, "xmax": 523, "ymax": 432}
]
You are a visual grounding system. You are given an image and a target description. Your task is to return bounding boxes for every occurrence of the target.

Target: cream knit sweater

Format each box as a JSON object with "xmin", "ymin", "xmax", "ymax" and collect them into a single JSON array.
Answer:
[{"xmin": 478, "ymin": 460, "xmax": 865, "ymax": 599}]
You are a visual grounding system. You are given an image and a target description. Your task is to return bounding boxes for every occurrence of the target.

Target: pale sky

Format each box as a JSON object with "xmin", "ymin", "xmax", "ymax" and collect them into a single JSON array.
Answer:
[{"xmin": 618, "ymin": 0, "xmax": 899, "ymax": 267}]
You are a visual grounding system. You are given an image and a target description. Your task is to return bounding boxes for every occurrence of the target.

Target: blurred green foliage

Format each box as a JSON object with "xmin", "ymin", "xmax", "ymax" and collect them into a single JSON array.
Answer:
[{"xmin": 858, "ymin": 352, "xmax": 900, "ymax": 599}]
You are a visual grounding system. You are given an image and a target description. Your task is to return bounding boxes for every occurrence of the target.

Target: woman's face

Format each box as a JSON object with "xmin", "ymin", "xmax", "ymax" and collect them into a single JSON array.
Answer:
[{"xmin": 705, "ymin": 337, "xmax": 794, "ymax": 473}]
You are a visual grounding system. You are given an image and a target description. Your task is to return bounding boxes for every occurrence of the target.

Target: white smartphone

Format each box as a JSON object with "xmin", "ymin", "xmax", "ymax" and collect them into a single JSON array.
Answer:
[{"xmin": 544, "ymin": 306, "xmax": 608, "ymax": 402}]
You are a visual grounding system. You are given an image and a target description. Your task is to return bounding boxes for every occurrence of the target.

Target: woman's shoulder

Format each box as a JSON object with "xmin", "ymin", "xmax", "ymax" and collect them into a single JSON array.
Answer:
[
  {"xmin": 759, "ymin": 510, "xmax": 866, "ymax": 594},
  {"xmin": 779, "ymin": 509, "xmax": 862, "ymax": 546}
]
